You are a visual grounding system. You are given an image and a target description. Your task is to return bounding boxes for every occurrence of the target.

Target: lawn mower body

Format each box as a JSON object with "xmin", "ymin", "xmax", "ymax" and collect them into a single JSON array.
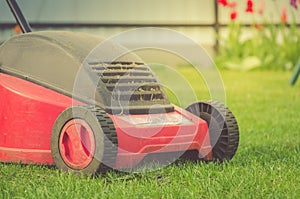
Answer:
[{"xmin": 0, "ymin": 31, "xmax": 212, "ymax": 169}]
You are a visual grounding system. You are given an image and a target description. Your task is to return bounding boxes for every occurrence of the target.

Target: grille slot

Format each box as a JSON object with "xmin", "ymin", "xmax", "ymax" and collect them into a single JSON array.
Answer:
[
  {"xmin": 106, "ymin": 83, "xmax": 161, "ymax": 92},
  {"xmin": 101, "ymin": 76, "xmax": 157, "ymax": 84},
  {"xmin": 112, "ymin": 90, "xmax": 164, "ymax": 101}
]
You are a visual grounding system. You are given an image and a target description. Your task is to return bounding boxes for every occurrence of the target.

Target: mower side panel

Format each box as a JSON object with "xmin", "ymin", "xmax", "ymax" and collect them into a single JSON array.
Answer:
[{"xmin": 0, "ymin": 73, "xmax": 76, "ymax": 164}]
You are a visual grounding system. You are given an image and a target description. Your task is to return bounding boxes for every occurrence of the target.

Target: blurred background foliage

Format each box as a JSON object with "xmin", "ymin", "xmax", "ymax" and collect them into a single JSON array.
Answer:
[{"xmin": 215, "ymin": 0, "xmax": 300, "ymax": 71}]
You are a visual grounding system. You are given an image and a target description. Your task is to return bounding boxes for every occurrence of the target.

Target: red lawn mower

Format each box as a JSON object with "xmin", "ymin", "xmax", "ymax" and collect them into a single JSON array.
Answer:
[{"xmin": 0, "ymin": 0, "xmax": 239, "ymax": 175}]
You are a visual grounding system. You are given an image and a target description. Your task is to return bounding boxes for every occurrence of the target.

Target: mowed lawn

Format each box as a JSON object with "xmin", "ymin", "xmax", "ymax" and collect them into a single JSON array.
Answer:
[{"xmin": 0, "ymin": 70, "xmax": 299, "ymax": 198}]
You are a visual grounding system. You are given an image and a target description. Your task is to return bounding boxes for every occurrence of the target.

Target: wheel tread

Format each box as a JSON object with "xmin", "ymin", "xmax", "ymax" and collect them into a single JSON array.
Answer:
[
  {"xmin": 86, "ymin": 106, "xmax": 118, "ymax": 172},
  {"xmin": 186, "ymin": 100, "xmax": 239, "ymax": 161}
]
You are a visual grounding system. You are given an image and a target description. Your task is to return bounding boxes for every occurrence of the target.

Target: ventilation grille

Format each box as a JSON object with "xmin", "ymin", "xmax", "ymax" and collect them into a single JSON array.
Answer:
[{"xmin": 89, "ymin": 62, "xmax": 168, "ymax": 103}]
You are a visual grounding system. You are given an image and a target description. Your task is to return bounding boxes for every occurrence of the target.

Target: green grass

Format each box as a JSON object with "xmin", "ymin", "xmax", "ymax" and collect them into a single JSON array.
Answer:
[{"xmin": 1, "ymin": 70, "xmax": 300, "ymax": 198}]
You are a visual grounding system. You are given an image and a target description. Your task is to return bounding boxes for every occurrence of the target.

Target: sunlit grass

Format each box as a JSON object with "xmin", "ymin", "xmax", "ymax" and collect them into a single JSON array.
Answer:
[{"xmin": 1, "ymin": 70, "xmax": 299, "ymax": 198}]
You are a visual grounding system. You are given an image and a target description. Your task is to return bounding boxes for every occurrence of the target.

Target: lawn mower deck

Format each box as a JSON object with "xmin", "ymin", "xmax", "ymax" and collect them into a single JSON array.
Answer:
[{"xmin": 0, "ymin": 0, "xmax": 239, "ymax": 175}]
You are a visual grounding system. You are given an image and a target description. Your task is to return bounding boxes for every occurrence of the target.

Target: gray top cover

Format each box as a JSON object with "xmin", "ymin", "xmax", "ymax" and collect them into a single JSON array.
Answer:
[{"xmin": 0, "ymin": 31, "xmax": 173, "ymax": 114}]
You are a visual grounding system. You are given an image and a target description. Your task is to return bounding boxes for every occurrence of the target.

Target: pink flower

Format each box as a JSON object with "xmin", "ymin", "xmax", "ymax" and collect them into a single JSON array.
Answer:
[
  {"xmin": 258, "ymin": 1, "xmax": 265, "ymax": 15},
  {"xmin": 230, "ymin": 10, "xmax": 238, "ymax": 20},
  {"xmin": 228, "ymin": 1, "xmax": 237, "ymax": 8},
  {"xmin": 13, "ymin": 25, "xmax": 21, "ymax": 34},
  {"xmin": 246, "ymin": 0, "xmax": 253, "ymax": 13},
  {"xmin": 281, "ymin": 6, "xmax": 287, "ymax": 23},
  {"xmin": 218, "ymin": 0, "xmax": 228, "ymax": 7},
  {"xmin": 254, "ymin": 23, "xmax": 264, "ymax": 30},
  {"xmin": 290, "ymin": 0, "xmax": 298, "ymax": 9},
  {"xmin": 246, "ymin": 0, "xmax": 254, "ymax": 13}
]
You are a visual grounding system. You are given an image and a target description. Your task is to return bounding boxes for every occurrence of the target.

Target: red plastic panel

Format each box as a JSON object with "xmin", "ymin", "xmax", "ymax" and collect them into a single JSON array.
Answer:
[
  {"xmin": 0, "ymin": 74, "xmax": 77, "ymax": 164},
  {"xmin": 110, "ymin": 107, "xmax": 212, "ymax": 169}
]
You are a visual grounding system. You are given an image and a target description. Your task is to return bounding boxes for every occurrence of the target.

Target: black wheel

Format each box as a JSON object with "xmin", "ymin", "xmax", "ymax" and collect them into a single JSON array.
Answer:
[
  {"xmin": 51, "ymin": 106, "xmax": 118, "ymax": 175},
  {"xmin": 186, "ymin": 100, "xmax": 239, "ymax": 161}
]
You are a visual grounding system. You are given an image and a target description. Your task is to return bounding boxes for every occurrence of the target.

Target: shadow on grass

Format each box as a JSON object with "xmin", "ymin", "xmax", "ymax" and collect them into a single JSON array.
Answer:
[
  {"xmin": 2, "ymin": 143, "xmax": 297, "ymax": 180},
  {"xmin": 0, "ymin": 161, "xmax": 56, "ymax": 170}
]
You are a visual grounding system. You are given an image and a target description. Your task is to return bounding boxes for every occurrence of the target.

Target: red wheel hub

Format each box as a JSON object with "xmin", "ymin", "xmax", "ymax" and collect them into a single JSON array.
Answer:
[{"xmin": 59, "ymin": 119, "xmax": 95, "ymax": 170}]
